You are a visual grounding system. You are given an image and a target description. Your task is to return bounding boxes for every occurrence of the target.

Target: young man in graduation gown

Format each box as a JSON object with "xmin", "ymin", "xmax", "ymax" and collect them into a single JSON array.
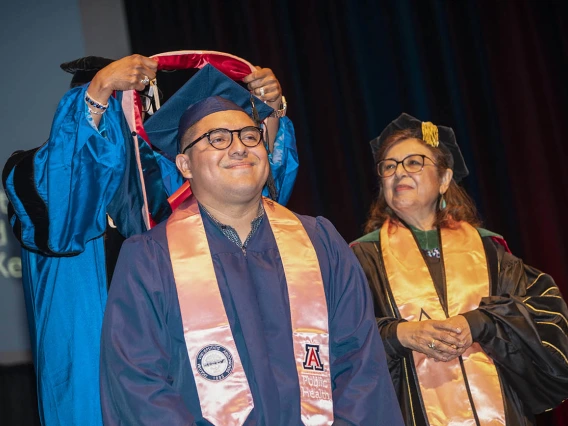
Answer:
[
  {"xmin": 99, "ymin": 92, "xmax": 403, "ymax": 424},
  {"xmin": 2, "ymin": 54, "xmax": 298, "ymax": 426}
]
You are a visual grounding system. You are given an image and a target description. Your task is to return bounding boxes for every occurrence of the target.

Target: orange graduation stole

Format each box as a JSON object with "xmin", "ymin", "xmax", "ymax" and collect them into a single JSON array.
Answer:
[
  {"xmin": 166, "ymin": 196, "xmax": 333, "ymax": 426},
  {"xmin": 380, "ymin": 220, "xmax": 506, "ymax": 426}
]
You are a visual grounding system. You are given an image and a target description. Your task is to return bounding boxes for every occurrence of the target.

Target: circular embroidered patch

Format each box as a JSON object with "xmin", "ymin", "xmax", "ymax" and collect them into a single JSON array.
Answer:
[{"xmin": 196, "ymin": 345, "xmax": 234, "ymax": 381}]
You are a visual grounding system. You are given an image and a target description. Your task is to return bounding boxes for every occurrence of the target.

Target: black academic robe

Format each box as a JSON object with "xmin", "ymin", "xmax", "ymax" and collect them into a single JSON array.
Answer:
[{"xmin": 351, "ymin": 230, "xmax": 568, "ymax": 426}]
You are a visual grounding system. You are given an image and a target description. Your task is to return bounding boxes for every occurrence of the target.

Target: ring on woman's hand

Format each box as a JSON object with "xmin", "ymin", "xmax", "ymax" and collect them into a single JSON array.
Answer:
[
  {"xmin": 427, "ymin": 340, "xmax": 436, "ymax": 349},
  {"xmin": 140, "ymin": 76, "xmax": 150, "ymax": 85},
  {"xmin": 259, "ymin": 87, "xmax": 265, "ymax": 98}
]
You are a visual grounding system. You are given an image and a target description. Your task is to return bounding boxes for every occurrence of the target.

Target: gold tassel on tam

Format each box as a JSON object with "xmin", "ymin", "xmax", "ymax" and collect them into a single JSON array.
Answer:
[{"xmin": 421, "ymin": 121, "xmax": 439, "ymax": 148}]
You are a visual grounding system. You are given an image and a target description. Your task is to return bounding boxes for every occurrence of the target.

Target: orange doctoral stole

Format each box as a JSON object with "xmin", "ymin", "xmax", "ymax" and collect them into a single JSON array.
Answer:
[
  {"xmin": 380, "ymin": 220, "xmax": 506, "ymax": 426},
  {"xmin": 167, "ymin": 197, "xmax": 333, "ymax": 426}
]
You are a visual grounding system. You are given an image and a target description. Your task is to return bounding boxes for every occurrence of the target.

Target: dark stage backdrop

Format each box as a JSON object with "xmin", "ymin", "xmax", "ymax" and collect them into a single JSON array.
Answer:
[{"xmin": 124, "ymin": 0, "xmax": 568, "ymax": 423}]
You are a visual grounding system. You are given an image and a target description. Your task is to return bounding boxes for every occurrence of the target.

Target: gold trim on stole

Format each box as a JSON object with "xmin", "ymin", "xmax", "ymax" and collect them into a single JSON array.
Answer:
[
  {"xmin": 167, "ymin": 197, "xmax": 333, "ymax": 425},
  {"xmin": 380, "ymin": 220, "xmax": 506, "ymax": 426}
]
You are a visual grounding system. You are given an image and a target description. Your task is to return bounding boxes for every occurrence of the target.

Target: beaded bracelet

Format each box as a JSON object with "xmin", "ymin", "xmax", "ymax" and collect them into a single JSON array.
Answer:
[
  {"xmin": 87, "ymin": 105, "xmax": 105, "ymax": 115},
  {"xmin": 85, "ymin": 92, "xmax": 109, "ymax": 110}
]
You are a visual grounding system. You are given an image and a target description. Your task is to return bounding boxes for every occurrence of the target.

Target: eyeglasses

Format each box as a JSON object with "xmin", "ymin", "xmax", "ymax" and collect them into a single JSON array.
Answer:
[
  {"xmin": 377, "ymin": 154, "xmax": 436, "ymax": 178},
  {"xmin": 137, "ymin": 87, "xmax": 163, "ymax": 113},
  {"xmin": 138, "ymin": 94, "xmax": 154, "ymax": 113},
  {"xmin": 182, "ymin": 126, "xmax": 264, "ymax": 154}
]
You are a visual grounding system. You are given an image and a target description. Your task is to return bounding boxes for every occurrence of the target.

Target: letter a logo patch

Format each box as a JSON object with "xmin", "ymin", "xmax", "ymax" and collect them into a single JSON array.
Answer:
[{"xmin": 303, "ymin": 344, "xmax": 324, "ymax": 371}]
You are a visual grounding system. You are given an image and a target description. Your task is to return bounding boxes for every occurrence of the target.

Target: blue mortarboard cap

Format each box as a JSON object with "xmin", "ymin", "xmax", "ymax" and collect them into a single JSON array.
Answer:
[
  {"xmin": 144, "ymin": 64, "xmax": 274, "ymax": 158},
  {"xmin": 178, "ymin": 96, "xmax": 246, "ymax": 146}
]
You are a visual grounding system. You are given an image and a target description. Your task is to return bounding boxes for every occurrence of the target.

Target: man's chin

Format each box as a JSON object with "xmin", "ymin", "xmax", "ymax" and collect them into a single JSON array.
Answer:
[{"xmin": 218, "ymin": 182, "xmax": 265, "ymax": 201}]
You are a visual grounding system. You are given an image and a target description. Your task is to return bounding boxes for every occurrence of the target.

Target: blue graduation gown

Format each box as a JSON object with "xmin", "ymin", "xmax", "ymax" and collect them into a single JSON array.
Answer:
[
  {"xmin": 100, "ymin": 211, "xmax": 403, "ymax": 426},
  {"xmin": 2, "ymin": 86, "xmax": 298, "ymax": 426}
]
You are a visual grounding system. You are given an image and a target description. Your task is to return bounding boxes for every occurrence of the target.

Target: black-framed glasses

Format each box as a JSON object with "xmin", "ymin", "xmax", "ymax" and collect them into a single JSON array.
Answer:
[
  {"xmin": 137, "ymin": 87, "xmax": 163, "ymax": 113},
  {"xmin": 182, "ymin": 126, "xmax": 264, "ymax": 154},
  {"xmin": 138, "ymin": 94, "xmax": 154, "ymax": 113},
  {"xmin": 377, "ymin": 154, "xmax": 436, "ymax": 178}
]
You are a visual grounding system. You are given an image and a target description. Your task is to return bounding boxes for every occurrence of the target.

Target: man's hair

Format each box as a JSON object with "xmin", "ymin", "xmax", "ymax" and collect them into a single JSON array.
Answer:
[{"xmin": 179, "ymin": 125, "xmax": 198, "ymax": 154}]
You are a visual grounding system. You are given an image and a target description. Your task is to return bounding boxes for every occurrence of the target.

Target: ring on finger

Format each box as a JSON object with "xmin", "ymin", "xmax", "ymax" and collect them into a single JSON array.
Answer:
[
  {"xmin": 259, "ymin": 87, "xmax": 265, "ymax": 98},
  {"xmin": 140, "ymin": 75, "xmax": 150, "ymax": 85},
  {"xmin": 427, "ymin": 339, "xmax": 436, "ymax": 350}
]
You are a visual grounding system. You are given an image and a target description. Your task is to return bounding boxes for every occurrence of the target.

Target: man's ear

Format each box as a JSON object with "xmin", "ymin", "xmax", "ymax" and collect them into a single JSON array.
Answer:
[{"xmin": 176, "ymin": 154, "xmax": 193, "ymax": 179}]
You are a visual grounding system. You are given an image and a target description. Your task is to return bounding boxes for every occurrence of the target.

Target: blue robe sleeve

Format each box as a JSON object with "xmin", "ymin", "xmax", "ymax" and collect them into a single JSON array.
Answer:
[
  {"xmin": 314, "ymin": 218, "xmax": 404, "ymax": 426},
  {"xmin": 262, "ymin": 117, "xmax": 298, "ymax": 205},
  {"xmin": 3, "ymin": 85, "xmax": 128, "ymax": 254},
  {"xmin": 154, "ymin": 150, "xmax": 184, "ymax": 197},
  {"xmin": 100, "ymin": 233, "xmax": 196, "ymax": 425}
]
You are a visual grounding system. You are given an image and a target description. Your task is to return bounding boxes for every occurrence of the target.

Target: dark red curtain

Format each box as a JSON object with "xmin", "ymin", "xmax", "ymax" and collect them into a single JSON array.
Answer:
[{"xmin": 122, "ymin": 0, "xmax": 568, "ymax": 423}]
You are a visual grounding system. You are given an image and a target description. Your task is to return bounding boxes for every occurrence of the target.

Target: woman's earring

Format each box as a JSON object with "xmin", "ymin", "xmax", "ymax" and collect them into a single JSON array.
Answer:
[{"xmin": 439, "ymin": 194, "xmax": 447, "ymax": 210}]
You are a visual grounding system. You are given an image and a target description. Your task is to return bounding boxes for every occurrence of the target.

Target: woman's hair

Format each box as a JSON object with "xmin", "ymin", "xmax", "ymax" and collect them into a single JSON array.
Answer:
[{"xmin": 364, "ymin": 129, "xmax": 481, "ymax": 233}]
